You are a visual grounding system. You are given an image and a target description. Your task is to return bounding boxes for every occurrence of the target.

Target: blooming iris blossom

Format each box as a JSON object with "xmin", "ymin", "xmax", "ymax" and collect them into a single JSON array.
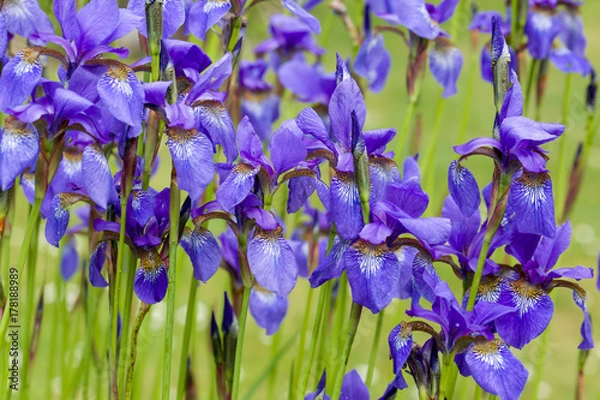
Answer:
[
  {"xmin": 481, "ymin": 221, "xmax": 594, "ymax": 350},
  {"xmin": 388, "ymin": 280, "xmax": 528, "ymax": 400},
  {"xmin": 451, "ymin": 70, "xmax": 564, "ymax": 238},
  {"xmin": 0, "ymin": 0, "xmax": 53, "ymax": 39},
  {"xmin": 525, "ymin": 1, "xmax": 562, "ymax": 60}
]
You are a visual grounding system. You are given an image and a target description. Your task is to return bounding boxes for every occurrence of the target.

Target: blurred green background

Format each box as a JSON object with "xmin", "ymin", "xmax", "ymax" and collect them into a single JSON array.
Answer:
[{"xmin": 4, "ymin": 0, "xmax": 600, "ymax": 399}]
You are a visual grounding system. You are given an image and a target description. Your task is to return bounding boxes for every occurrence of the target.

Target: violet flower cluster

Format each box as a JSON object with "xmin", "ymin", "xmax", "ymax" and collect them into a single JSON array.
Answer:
[{"xmin": 0, "ymin": 0, "xmax": 596, "ymax": 399}]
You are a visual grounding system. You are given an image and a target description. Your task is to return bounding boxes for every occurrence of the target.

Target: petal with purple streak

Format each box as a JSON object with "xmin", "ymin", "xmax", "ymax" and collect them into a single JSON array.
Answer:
[
  {"xmin": 89, "ymin": 242, "xmax": 109, "ymax": 287},
  {"xmin": 429, "ymin": 39, "xmax": 463, "ymax": 97},
  {"xmin": 509, "ymin": 171, "xmax": 555, "ymax": 238},
  {"xmin": 134, "ymin": 250, "xmax": 168, "ymax": 304},
  {"xmin": 82, "ymin": 143, "xmax": 118, "ymax": 210},
  {"xmin": 0, "ymin": 119, "xmax": 40, "ymax": 190},
  {"xmin": 249, "ymin": 287, "xmax": 288, "ymax": 335},
  {"xmin": 330, "ymin": 171, "xmax": 364, "ymax": 240},
  {"xmin": 388, "ymin": 322, "xmax": 413, "ymax": 389}
]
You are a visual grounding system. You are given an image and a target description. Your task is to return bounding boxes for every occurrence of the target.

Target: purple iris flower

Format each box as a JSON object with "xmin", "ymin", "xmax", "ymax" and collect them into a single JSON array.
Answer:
[
  {"xmin": 525, "ymin": 2, "xmax": 562, "ymax": 59},
  {"xmin": 452, "ymin": 71, "xmax": 564, "ymax": 237},
  {"xmin": 396, "ymin": 280, "xmax": 528, "ymax": 400},
  {"xmin": 281, "ymin": 0, "xmax": 322, "ymax": 35},
  {"xmin": 368, "ymin": 0, "xmax": 460, "ymax": 40},
  {"xmin": 548, "ymin": 1, "xmax": 590, "ymax": 75},
  {"xmin": 89, "ymin": 188, "xmax": 179, "ymax": 304},
  {"xmin": 0, "ymin": 0, "xmax": 53, "ymax": 39},
  {"xmin": 218, "ymin": 228, "xmax": 290, "ymax": 334},
  {"xmin": 278, "ymin": 56, "xmax": 337, "ymax": 106},
  {"xmin": 255, "ymin": 14, "xmax": 323, "ymax": 67},
  {"xmin": 239, "ymin": 60, "xmax": 281, "ymax": 141},
  {"xmin": 354, "ymin": 11, "xmax": 391, "ymax": 93},
  {"xmin": 428, "ymin": 37, "xmax": 463, "ymax": 97},
  {"xmin": 305, "ymin": 369, "xmax": 369, "ymax": 400},
  {"xmin": 186, "ymin": 0, "xmax": 232, "ymax": 40},
  {"xmin": 489, "ymin": 221, "xmax": 594, "ymax": 350}
]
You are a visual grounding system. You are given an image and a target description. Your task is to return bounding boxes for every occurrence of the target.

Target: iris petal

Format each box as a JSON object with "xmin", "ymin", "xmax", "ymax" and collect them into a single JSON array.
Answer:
[
  {"xmin": 354, "ymin": 34, "xmax": 391, "ymax": 93},
  {"xmin": 495, "ymin": 279, "xmax": 553, "ymax": 349},
  {"xmin": 464, "ymin": 339, "xmax": 528, "ymax": 400},
  {"xmin": 82, "ymin": 143, "xmax": 118, "ymax": 210},
  {"xmin": 60, "ymin": 236, "xmax": 79, "ymax": 281},
  {"xmin": 89, "ymin": 242, "xmax": 109, "ymax": 287},
  {"xmin": 509, "ymin": 171, "xmax": 556, "ymax": 238},
  {"xmin": 573, "ymin": 291, "xmax": 594, "ymax": 350},
  {"xmin": 309, "ymin": 237, "xmax": 351, "ymax": 287},
  {"xmin": 194, "ymin": 100, "xmax": 237, "ymax": 163},
  {"xmin": 166, "ymin": 127, "xmax": 215, "ymax": 204},
  {"xmin": 0, "ymin": 49, "xmax": 42, "ymax": 111},
  {"xmin": 249, "ymin": 288, "xmax": 288, "ymax": 335},
  {"xmin": 180, "ymin": 226, "xmax": 221, "ymax": 282},
  {"xmin": 429, "ymin": 39, "xmax": 463, "ymax": 98},
  {"xmin": 247, "ymin": 227, "xmax": 298, "ymax": 297},
  {"xmin": 330, "ymin": 171, "xmax": 363, "ymax": 240},
  {"xmin": 344, "ymin": 239, "xmax": 399, "ymax": 313},
  {"xmin": 97, "ymin": 65, "xmax": 144, "ymax": 127},
  {"xmin": 448, "ymin": 160, "xmax": 480, "ymax": 217},
  {"xmin": 134, "ymin": 250, "xmax": 168, "ymax": 304},
  {"xmin": 216, "ymin": 163, "xmax": 259, "ymax": 211},
  {"xmin": 188, "ymin": 0, "xmax": 231, "ymax": 40},
  {"xmin": 0, "ymin": 118, "xmax": 40, "ymax": 190},
  {"xmin": 388, "ymin": 322, "xmax": 413, "ymax": 390}
]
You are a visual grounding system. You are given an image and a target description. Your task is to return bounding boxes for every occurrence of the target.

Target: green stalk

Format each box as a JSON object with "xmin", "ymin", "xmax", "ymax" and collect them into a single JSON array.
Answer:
[
  {"xmin": 328, "ymin": 273, "xmax": 348, "ymax": 391},
  {"xmin": 438, "ymin": 348, "xmax": 459, "ymax": 399},
  {"xmin": 530, "ymin": 319, "xmax": 550, "ymax": 400},
  {"xmin": 0, "ymin": 194, "xmax": 42, "ymax": 347},
  {"xmin": 20, "ymin": 214, "xmax": 41, "ymax": 396},
  {"xmin": 267, "ymin": 330, "xmax": 281, "ymax": 399},
  {"xmin": 331, "ymin": 302, "xmax": 363, "ymax": 399},
  {"xmin": 230, "ymin": 285, "xmax": 251, "ymax": 400},
  {"xmin": 396, "ymin": 98, "xmax": 418, "ymax": 162},
  {"xmin": 422, "ymin": 94, "xmax": 447, "ymax": 196},
  {"xmin": 314, "ymin": 281, "xmax": 333, "ymax": 388},
  {"xmin": 176, "ymin": 277, "xmax": 199, "ymax": 399},
  {"xmin": 466, "ymin": 228, "xmax": 495, "ymax": 311},
  {"xmin": 292, "ymin": 286, "xmax": 314, "ymax": 398},
  {"xmin": 510, "ymin": 0, "xmax": 519, "ymax": 49},
  {"xmin": 524, "ymin": 59, "xmax": 539, "ymax": 117},
  {"xmin": 297, "ymin": 284, "xmax": 329, "ymax": 398},
  {"xmin": 365, "ymin": 309, "xmax": 385, "ymax": 388},
  {"xmin": 118, "ymin": 250, "xmax": 138, "ymax": 397},
  {"xmin": 162, "ymin": 167, "xmax": 181, "ymax": 399},
  {"xmin": 554, "ymin": 73, "xmax": 572, "ymax": 220}
]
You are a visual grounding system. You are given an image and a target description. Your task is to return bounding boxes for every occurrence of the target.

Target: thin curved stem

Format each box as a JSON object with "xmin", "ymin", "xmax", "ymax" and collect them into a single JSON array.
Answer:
[
  {"xmin": 365, "ymin": 310, "xmax": 385, "ymax": 388},
  {"xmin": 125, "ymin": 302, "xmax": 151, "ymax": 399}
]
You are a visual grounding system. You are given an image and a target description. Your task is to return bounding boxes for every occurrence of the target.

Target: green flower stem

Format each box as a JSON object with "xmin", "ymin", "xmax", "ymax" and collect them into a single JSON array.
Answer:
[
  {"xmin": 20, "ymin": 214, "xmax": 41, "ymax": 396},
  {"xmin": 176, "ymin": 276, "xmax": 199, "ymax": 400},
  {"xmin": 297, "ymin": 283, "xmax": 330, "ymax": 398},
  {"xmin": 510, "ymin": 0, "xmax": 519, "ymax": 49},
  {"xmin": 230, "ymin": 284, "xmax": 251, "ymax": 400},
  {"xmin": 162, "ymin": 167, "xmax": 181, "ymax": 399},
  {"xmin": 291, "ymin": 285, "xmax": 315, "ymax": 399},
  {"xmin": 554, "ymin": 72, "xmax": 572, "ymax": 220},
  {"xmin": 328, "ymin": 273, "xmax": 348, "ymax": 391},
  {"xmin": 0, "ymin": 194, "xmax": 42, "ymax": 348},
  {"xmin": 530, "ymin": 316, "xmax": 550, "ymax": 400},
  {"xmin": 267, "ymin": 329, "xmax": 281, "ymax": 399},
  {"xmin": 315, "ymin": 281, "xmax": 333, "ymax": 387},
  {"xmin": 118, "ymin": 250, "xmax": 138, "ymax": 397},
  {"xmin": 126, "ymin": 302, "xmax": 151, "ymax": 399},
  {"xmin": 396, "ymin": 97, "xmax": 418, "ymax": 163},
  {"xmin": 524, "ymin": 59, "xmax": 539, "ymax": 117},
  {"xmin": 422, "ymin": 93, "xmax": 447, "ymax": 196},
  {"xmin": 438, "ymin": 348, "xmax": 459, "ymax": 399},
  {"xmin": 331, "ymin": 302, "xmax": 363, "ymax": 399},
  {"xmin": 365, "ymin": 309, "xmax": 385, "ymax": 388}
]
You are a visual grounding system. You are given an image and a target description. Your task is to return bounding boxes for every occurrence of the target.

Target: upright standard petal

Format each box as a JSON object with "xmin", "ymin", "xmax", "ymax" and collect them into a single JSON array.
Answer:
[
  {"xmin": 464, "ymin": 339, "xmax": 528, "ymax": 400},
  {"xmin": 429, "ymin": 38, "xmax": 463, "ymax": 98},
  {"xmin": 509, "ymin": 171, "xmax": 556, "ymax": 238},
  {"xmin": 247, "ymin": 227, "xmax": 299, "ymax": 297},
  {"xmin": 0, "ymin": 48, "xmax": 42, "ymax": 111},
  {"xmin": 97, "ymin": 64, "xmax": 144, "ymax": 127},
  {"xmin": 134, "ymin": 250, "xmax": 168, "ymax": 304},
  {"xmin": 61, "ymin": 236, "xmax": 79, "ymax": 281},
  {"xmin": 448, "ymin": 160, "xmax": 480, "ymax": 217},
  {"xmin": 270, "ymin": 124, "xmax": 307, "ymax": 175},
  {"xmin": 0, "ymin": 118, "xmax": 40, "ymax": 190},
  {"xmin": 82, "ymin": 143, "xmax": 118, "ymax": 210},
  {"xmin": 166, "ymin": 127, "xmax": 215, "ymax": 204},
  {"xmin": 328, "ymin": 77, "xmax": 366, "ymax": 151},
  {"xmin": 330, "ymin": 171, "xmax": 364, "ymax": 240},
  {"xmin": 249, "ymin": 287, "xmax": 288, "ymax": 335},
  {"xmin": 495, "ymin": 279, "xmax": 553, "ymax": 349},
  {"xmin": 89, "ymin": 242, "xmax": 109, "ymax": 287},
  {"xmin": 180, "ymin": 226, "xmax": 221, "ymax": 282},
  {"xmin": 344, "ymin": 239, "xmax": 399, "ymax": 313}
]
